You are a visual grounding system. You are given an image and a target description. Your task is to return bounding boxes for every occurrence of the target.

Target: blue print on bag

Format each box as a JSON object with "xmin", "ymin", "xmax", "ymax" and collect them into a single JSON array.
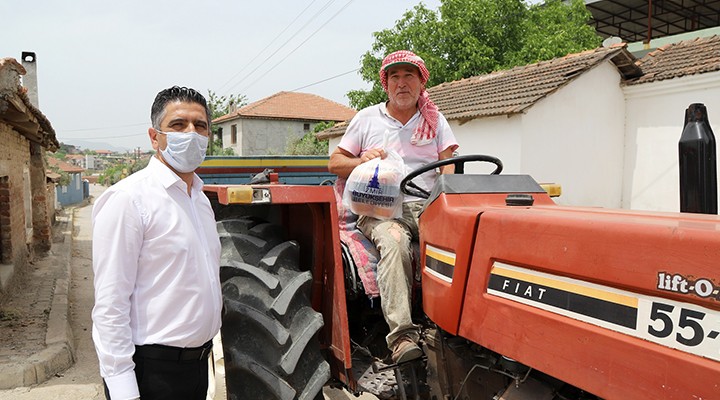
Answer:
[
  {"xmin": 350, "ymin": 164, "xmax": 394, "ymax": 207},
  {"xmin": 366, "ymin": 164, "xmax": 382, "ymax": 193}
]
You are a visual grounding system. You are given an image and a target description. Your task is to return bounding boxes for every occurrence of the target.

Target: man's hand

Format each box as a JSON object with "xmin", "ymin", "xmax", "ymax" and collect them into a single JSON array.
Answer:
[
  {"xmin": 329, "ymin": 147, "xmax": 387, "ymax": 178},
  {"xmin": 360, "ymin": 148, "xmax": 386, "ymax": 163}
]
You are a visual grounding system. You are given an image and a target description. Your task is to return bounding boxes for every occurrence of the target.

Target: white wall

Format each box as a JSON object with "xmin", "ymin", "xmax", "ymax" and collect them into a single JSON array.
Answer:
[
  {"xmin": 523, "ymin": 64, "xmax": 626, "ymax": 207},
  {"xmin": 448, "ymin": 63, "xmax": 626, "ymax": 207},
  {"xmin": 217, "ymin": 119, "xmax": 243, "ymax": 155},
  {"xmin": 450, "ymin": 115, "xmax": 523, "ymax": 174},
  {"xmin": 623, "ymin": 71, "xmax": 720, "ymax": 212},
  {"xmin": 328, "ymin": 136, "xmax": 341, "ymax": 154}
]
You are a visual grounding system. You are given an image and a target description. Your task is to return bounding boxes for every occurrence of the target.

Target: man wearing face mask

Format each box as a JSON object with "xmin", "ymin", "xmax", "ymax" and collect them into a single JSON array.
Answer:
[{"xmin": 91, "ymin": 86, "xmax": 221, "ymax": 400}]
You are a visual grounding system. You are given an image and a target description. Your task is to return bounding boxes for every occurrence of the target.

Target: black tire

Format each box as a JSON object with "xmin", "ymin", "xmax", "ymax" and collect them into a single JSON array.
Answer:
[{"xmin": 218, "ymin": 217, "xmax": 330, "ymax": 400}]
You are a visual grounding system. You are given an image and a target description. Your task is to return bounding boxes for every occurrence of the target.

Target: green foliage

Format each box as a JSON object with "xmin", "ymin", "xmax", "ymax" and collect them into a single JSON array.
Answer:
[
  {"xmin": 207, "ymin": 90, "xmax": 248, "ymax": 155},
  {"xmin": 98, "ymin": 163, "xmax": 127, "ymax": 186},
  {"xmin": 286, "ymin": 122, "xmax": 334, "ymax": 155},
  {"xmin": 48, "ymin": 166, "xmax": 71, "ymax": 187},
  {"xmin": 212, "ymin": 137, "xmax": 236, "ymax": 155},
  {"xmin": 207, "ymin": 90, "xmax": 248, "ymax": 121},
  {"xmin": 130, "ymin": 156, "xmax": 150, "ymax": 174},
  {"xmin": 51, "ymin": 148, "xmax": 67, "ymax": 159},
  {"xmin": 348, "ymin": 0, "xmax": 601, "ymax": 109},
  {"xmin": 505, "ymin": 0, "xmax": 601, "ymax": 66}
]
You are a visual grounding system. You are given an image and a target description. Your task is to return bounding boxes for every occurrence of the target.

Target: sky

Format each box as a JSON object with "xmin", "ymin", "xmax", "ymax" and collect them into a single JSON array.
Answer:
[{"xmin": 2, "ymin": 0, "xmax": 445, "ymax": 152}]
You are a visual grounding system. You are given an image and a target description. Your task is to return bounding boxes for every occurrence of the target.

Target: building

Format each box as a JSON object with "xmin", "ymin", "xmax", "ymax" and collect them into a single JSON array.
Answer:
[
  {"xmin": 214, "ymin": 91, "xmax": 356, "ymax": 156},
  {"xmin": 0, "ymin": 57, "xmax": 59, "ymax": 295},
  {"xmin": 585, "ymin": 0, "xmax": 720, "ymax": 44},
  {"xmin": 47, "ymin": 157, "xmax": 86, "ymax": 206}
]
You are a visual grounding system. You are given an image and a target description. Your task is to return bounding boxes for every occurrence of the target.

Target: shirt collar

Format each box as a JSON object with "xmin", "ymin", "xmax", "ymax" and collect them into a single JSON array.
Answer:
[
  {"xmin": 148, "ymin": 156, "xmax": 203, "ymax": 193},
  {"xmin": 380, "ymin": 102, "xmax": 420, "ymax": 124}
]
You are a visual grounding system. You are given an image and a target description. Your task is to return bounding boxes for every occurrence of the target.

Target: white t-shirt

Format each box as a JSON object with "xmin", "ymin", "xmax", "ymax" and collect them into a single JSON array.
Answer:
[{"xmin": 338, "ymin": 102, "xmax": 459, "ymax": 200}]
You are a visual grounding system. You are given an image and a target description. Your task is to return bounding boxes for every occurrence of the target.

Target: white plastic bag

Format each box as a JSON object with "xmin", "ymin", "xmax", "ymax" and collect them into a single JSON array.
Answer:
[{"xmin": 343, "ymin": 150, "xmax": 407, "ymax": 220}]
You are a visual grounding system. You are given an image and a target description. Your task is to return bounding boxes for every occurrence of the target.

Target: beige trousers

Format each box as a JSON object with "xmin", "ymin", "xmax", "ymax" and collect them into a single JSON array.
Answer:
[{"xmin": 358, "ymin": 201, "xmax": 423, "ymax": 347}]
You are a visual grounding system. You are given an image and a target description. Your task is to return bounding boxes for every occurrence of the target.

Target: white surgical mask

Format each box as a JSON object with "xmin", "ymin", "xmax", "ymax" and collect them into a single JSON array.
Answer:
[{"xmin": 158, "ymin": 130, "xmax": 209, "ymax": 173}]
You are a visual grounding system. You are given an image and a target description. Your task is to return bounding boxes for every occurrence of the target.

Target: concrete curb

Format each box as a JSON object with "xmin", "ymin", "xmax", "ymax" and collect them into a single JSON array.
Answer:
[{"xmin": 0, "ymin": 209, "xmax": 76, "ymax": 389}]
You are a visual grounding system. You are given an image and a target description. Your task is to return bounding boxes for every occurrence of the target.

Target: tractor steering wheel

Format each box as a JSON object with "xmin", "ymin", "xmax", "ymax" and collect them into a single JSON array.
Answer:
[{"xmin": 400, "ymin": 154, "xmax": 503, "ymax": 199}]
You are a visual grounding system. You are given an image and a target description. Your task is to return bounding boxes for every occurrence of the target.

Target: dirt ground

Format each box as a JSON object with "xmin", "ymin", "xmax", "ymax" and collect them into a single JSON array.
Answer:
[{"xmin": 0, "ymin": 214, "xmax": 68, "ymax": 368}]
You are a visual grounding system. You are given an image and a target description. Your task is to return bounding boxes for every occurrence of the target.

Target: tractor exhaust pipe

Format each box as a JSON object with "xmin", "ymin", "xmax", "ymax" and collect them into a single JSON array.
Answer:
[{"xmin": 679, "ymin": 103, "xmax": 717, "ymax": 214}]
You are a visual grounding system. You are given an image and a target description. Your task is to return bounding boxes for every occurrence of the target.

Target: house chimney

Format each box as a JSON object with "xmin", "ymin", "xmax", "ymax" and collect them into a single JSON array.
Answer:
[{"xmin": 20, "ymin": 51, "xmax": 39, "ymax": 108}]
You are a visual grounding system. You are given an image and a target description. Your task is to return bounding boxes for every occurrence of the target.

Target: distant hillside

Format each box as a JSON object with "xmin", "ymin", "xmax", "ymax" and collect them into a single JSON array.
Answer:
[{"xmin": 58, "ymin": 139, "xmax": 130, "ymax": 153}]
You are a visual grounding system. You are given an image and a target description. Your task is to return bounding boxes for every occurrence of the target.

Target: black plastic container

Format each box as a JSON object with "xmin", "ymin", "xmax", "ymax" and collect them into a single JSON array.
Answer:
[{"xmin": 679, "ymin": 103, "xmax": 717, "ymax": 214}]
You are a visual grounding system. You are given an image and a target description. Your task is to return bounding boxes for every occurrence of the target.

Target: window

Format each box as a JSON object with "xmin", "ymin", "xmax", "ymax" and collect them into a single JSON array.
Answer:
[
  {"xmin": 231, "ymin": 124, "xmax": 237, "ymax": 145},
  {"xmin": 303, "ymin": 123, "xmax": 310, "ymax": 132}
]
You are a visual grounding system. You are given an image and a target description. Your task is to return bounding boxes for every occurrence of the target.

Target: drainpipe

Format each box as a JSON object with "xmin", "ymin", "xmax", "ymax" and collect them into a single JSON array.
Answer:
[{"xmin": 20, "ymin": 51, "xmax": 39, "ymax": 108}]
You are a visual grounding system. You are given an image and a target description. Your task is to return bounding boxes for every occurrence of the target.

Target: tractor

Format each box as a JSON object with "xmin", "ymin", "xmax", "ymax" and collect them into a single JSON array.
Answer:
[{"xmin": 199, "ymin": 153, "xmax": 720, "ymax": 400}]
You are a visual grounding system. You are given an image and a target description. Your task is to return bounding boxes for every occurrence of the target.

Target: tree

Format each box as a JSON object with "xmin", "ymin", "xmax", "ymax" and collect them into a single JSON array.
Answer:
[
  {"xmin": 207, "ymin": 90, "xmax": 248, "ymax": 155},
  {"xmin": 505, "ymin": 0, "xmax": 601, "ymax": 66},
  {"xmin": 286, "ymin": 122, "xmax": 334, "ymax": 155},
  {"xmin": 347, "ymin": 3, "xmax": 442, "ymax": 110},
  {"xmin": 348, "ymin": 0, "xmax": 600, "ymax": 109}
]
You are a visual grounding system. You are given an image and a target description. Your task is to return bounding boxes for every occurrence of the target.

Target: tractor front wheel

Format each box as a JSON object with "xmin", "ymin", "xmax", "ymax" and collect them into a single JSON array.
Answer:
[{"xmin": 218, "ymin": 217, "xmax": 330, "ymax": 400}]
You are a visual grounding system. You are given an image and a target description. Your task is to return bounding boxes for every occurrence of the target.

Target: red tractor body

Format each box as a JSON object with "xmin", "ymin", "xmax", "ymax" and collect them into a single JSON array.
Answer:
[{"xmin": 202, "ymin": 157, "xmax": 720, "ymax": 399}]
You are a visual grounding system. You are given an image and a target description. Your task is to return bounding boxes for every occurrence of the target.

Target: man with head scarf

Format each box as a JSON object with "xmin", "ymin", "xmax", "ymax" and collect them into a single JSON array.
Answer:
[{"xmin": 329, "ymin": 50, "xmax": 459, "ymax": 363}]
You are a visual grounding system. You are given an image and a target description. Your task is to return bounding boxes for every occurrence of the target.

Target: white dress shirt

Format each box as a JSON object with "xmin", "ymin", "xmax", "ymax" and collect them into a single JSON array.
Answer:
[{"xmin": 91, "ymin": 156, "xmax": 222, "ymax": 400}]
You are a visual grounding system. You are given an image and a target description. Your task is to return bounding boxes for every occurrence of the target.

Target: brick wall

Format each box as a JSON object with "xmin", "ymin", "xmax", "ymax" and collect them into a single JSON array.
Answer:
[{"xmin": 0, "ymin": 122, "xmax": 31, "ymax": 273}]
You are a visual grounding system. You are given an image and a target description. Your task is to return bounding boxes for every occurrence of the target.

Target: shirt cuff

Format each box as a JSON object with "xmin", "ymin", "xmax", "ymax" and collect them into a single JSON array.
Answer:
[{"xmin": 104, "ymin": 370, "xmax": 140, "ymax": 400}]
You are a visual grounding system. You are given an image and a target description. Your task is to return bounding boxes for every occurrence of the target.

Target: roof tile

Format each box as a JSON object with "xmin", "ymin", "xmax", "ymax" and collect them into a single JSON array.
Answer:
[
  {"xmin": 429, "ymin": 45, "xmax": 640, "ymax": 122},
  {"xmin": 47, "ymin": 157, "xmax": 84, "ymax": 173},
  {"xmin": 214, "ymin": 91, "xmax": 356, "ymax": 123},
  {"xmin": 627, "ymin": 35, "xmax": 720, "ymax": 85}
]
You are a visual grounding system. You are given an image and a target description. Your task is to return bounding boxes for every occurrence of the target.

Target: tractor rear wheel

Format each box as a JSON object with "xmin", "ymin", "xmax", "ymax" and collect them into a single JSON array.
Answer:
[{"xmin": 218, "ymin": 217, "xmax": 330, "ymax": 400}]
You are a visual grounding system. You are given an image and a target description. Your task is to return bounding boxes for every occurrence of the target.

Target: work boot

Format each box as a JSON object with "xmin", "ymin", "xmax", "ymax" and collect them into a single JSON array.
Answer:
[{"xmin": 391, "ymin": 336, "xmax": 423, "ymax": 364}]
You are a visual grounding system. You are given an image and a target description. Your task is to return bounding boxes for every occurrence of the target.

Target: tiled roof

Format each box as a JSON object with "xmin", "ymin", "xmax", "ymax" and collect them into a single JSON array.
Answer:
[
  {"xmin": 0, "ymin": 57, "xmax": 59, "ymax": 151},
  {"xmin": 626, "ymin": 35, "xmax": 720, "ymax": 85},
  {"xmin": 47, "ymin": 157, "xmax": 84, "ymax": 173},
  {"xmin": 316, "ymin": 121, "xmax": 349, "ymax": 140},
  {"xmin": 214, "ymin": 91, "xmax": 356, "ymax": 124},
  {"xmin": 428, "ymin": 44, "xmax": 641, "ymax": 123}
]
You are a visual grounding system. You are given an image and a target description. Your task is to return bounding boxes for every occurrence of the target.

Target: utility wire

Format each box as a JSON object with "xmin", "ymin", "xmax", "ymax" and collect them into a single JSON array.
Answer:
[
  {"xmin": 239, "ymin": 0, "xmax": 356, "ymax": 94},
  {"xmin": 218, "ymin": 0, "xmax": 319, "ymax": 94},
  {"xmin": 290, "ymin": 68, "xmax": 359, "ymax": 92},
  {"xmin": 60, "ymin": 122, "xmax": 147, "ymax": 132},
  {"xmin": 224, "ymin": 0, "xmax": 338, "ymax": 95}
]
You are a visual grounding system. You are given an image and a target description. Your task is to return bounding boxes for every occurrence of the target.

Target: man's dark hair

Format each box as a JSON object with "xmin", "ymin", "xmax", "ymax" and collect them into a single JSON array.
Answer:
[{"xmin": 150, "ymin": 86, "xmax": 211, "ymax": 130}]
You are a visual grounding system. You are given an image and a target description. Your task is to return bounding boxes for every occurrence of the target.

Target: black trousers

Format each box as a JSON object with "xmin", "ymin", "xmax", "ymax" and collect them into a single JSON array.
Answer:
[{"xmin": 104, "ymin": 342, "xmax": 211, "ymax": 400}]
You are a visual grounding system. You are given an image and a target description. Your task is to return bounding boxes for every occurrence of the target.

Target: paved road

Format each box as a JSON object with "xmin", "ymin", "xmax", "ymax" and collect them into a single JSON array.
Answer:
[{"xmin": 0, "ymin": 183, "xmax": 375, "ymax": 400}]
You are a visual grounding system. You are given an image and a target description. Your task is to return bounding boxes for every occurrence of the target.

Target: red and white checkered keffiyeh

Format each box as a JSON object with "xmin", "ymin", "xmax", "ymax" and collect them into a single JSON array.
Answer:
[{"xmin": 380, "ymin": 50, "xmax": 439, "ymax": 145}]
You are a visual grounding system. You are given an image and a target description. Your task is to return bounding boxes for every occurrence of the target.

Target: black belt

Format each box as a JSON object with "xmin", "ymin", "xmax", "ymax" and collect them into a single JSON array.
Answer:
[{"xmin": 134, "ymin": 340, "xmax": 213, "ymax": 361}]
